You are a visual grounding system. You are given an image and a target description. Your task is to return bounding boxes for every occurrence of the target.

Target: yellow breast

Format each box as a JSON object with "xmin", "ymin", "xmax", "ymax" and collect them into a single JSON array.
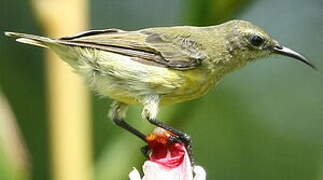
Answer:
[
  {"xmin": 77, "ymin": 49, "xmax": 217, "ymax": 105},
  {"xmin": 160, "ymin": 68, "xmax": 216, "ymax": 105}
]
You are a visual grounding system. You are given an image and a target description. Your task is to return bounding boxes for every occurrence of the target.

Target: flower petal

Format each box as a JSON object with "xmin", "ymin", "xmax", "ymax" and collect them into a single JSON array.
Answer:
[
  {"xmin": 193, "ymin": 166, "xmax": 206, "ymax": 180},
  {"xmin": 142, "ymin": 160, "xmax": 193, "ymax": 180},
  {"xmin": 129, "ymin": 167, "xmax": 142, "ymax": 180}
]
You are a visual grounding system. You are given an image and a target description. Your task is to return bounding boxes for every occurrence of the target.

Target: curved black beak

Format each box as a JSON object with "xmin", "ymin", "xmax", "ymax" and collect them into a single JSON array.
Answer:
[{"xmin": 273, "ymin": 45, "xmax": 316, "ymax": 70}]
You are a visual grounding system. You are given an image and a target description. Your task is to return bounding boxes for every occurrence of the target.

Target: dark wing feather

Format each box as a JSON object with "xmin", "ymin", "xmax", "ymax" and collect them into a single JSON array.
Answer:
[
  {"xmin": 57, "ymin": 28, "xmax": 208, "ymax": 69},
  {"xmin": 59, "ymin": 29, "xmax": 125, "ymax": 40}
]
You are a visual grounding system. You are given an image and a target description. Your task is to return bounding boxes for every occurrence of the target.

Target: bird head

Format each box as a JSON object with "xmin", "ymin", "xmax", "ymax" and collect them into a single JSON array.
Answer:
[{"xmin": 219, "ymin": 20, "xmax": 316, "ymax": 70}]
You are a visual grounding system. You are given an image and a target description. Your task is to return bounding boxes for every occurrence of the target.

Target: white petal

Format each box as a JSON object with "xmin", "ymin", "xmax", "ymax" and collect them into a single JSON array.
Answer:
[
  {"xmin": 193, "ymin": 166, "xmax": 206, "ymax": 180},
  {"xmin": 129, "ymin": 167, "xmax": 142, "ymax": 180},
  {"xmin": 142, "ymin": 160, "xmax": 194, "ymax": 180}
]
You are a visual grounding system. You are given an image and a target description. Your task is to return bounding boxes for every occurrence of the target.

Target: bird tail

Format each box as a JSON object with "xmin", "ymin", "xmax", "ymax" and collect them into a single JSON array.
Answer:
[
  {"xmin": 4, "ymin": 31, "xmax": 81, "ymax": 68},
  {"xmin": 4, "ymin": 32, "xmax": 56, "ymax": 48}
]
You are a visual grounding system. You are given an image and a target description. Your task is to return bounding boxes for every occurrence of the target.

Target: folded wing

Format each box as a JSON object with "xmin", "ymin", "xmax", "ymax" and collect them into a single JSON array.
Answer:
[{"xmin": 57, "ymin": 28, "xmax": 208, "ymax": 70}]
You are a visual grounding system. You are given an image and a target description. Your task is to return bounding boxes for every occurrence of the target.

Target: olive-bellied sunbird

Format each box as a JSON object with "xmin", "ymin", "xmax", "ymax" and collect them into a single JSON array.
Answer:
[{"xmin": 5, "ymin": 20, "xmax": 315, "ymax": 158}]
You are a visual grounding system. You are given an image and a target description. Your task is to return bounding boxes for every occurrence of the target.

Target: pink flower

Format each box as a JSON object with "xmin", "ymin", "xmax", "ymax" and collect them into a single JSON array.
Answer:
[{"xmin": 129, "ymin": 128, "xmax": 206, "ymax": 180}]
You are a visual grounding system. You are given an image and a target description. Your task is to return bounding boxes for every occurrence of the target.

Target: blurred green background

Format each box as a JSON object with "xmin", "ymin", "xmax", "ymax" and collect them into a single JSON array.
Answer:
[{"xmin": 1, "ymin": 0, "xmax": 323, "ymax": 179}]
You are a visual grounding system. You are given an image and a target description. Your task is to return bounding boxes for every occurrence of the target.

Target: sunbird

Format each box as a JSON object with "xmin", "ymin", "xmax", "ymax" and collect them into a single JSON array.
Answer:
[{"xmin": 5, "ymin": 20, "xmax": 315, "ymax": 159}]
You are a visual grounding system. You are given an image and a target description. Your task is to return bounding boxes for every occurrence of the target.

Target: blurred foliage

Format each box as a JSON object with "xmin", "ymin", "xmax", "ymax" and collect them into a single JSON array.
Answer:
[
  {"xmin": 187, "ymin": 0, "xmax": 254, "ymax": 25},
  {"xmin": 0, "ymin": 90, "xmax": 29, "ymax": 180},
  {"xmin": 1, "ymin": 0, "xmax": 48, "ymax": 179},
  {"xmin": 1, "ymin": 0, "xmax": 323, "ymax": 180}
]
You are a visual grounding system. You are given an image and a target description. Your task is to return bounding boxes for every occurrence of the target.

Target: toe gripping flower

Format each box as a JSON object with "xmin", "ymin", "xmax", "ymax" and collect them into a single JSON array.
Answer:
[{"xmin": 129, "ymin": 128, "xmax": 206, "ymax": 180}]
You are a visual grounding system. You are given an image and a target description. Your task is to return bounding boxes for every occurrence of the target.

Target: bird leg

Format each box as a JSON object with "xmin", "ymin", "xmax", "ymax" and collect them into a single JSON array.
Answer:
[
  {"xmin": 109, "ymin": 101, "xmax": 147, "ymax": 142},
  {"xmin": 141, "ymin": 95, "xmax": 194, "ymax": 164}
]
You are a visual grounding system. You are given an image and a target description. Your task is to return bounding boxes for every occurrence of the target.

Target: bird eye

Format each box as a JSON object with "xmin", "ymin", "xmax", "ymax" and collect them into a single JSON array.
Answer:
[{"xmin": 249, "ymin": 35, "xmax": 264, "ymax": 47}]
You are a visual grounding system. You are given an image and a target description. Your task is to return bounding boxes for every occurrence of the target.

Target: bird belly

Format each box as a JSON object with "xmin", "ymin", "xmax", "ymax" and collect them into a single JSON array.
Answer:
[
  {"xmin": 75, "ymin": 49, "xmax": 215, "ymax": 105},
  {"xmin": 76, "ymin": 50, "xmax": 182, "ymax": 104}
]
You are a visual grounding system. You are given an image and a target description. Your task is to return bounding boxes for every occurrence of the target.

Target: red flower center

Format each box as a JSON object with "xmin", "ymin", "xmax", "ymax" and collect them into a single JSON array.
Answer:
[{"xmin": 147, "ymin": 133, "xmax": 185, "ymax": 169}]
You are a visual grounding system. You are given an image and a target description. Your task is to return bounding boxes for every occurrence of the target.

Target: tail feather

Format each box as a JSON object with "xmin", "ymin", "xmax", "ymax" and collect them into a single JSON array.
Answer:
[
  {"xmin": 4, "ymin": 32, "xmax": 55, "ymax": 48},
  {"xmin": 5, "ymin": 31, "xmax": 81, "ymax": 69}
]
